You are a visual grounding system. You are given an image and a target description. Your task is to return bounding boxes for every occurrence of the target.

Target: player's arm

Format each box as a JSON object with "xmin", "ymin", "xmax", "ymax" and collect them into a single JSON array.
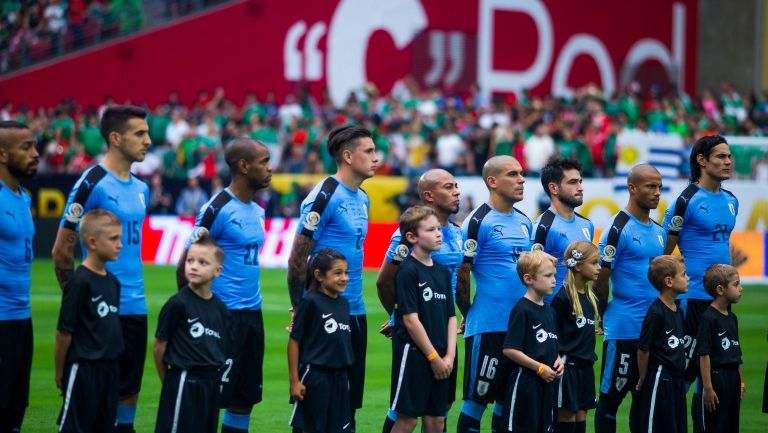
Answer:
[
  {"xmin": 663, "ymin": 234, "xmax": 679, "ymax": 255},
  {"xmin": 51, "ymin": 226, "xmax": 78, "ymax": 290},
  {"xmin": 287, "ymin": 234, "xmax": 316, "ymax": 308},
  {"xmin": 444, "ymin": 316, "xmax": 457, "ymax": 369},
  {"xmin": 738, "ymin": 363, "xmax": 745, "ymax": 399},
  {"xmin": 175, "ymin": 248, "xmax": 189, "ymax": 290},
  {"xmin": 455, "ymin": 262, "xmax": 472, "ymax": 317},
  {"xmin": 699, "ymin": 355, "xmax": 718, "ymax": 411},
  {"xmin": 152, "ymin": 339, "xmax": 168, "ymax": 382},
  {"xmin": 502, "ymin": 348, "xmax": 557, "ymax": 382},
  {"xmin": 593, "ymin": 267, "xmax": 611, "ymax": 312},
  {"xmin": 635, "ymin": 348, "xmax": 649, "ymax": 391},
  {"xmin": 375, "ymin": 261, "xmax": 397, "ymax": 315},
  {"xmin": 53, "ymin": 330, "xmax": 72, "ymax": 391},
  {"xmin": 287, "ymin": 338, "xmax": 305, "ymax": 401},
  {"xmin": 402, "ymin": 312, "xmax": 451, "ymax": 379}
]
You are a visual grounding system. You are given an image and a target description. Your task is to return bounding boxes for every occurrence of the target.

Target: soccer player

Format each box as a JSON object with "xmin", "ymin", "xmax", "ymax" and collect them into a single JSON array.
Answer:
[
  {"xmin": 593, "ymin": 164, "xmax": 666, "ymax": 433},
  {"xmin": 184, "ymin": 137, "xmax": 272, "ymax": 433},
  {"xmin": 502, "ymin": 250, "xmax": 563, "ymax": 433},
  {"xmin": 287, "ymin": 125, "xmax": 378, "ymax": 431},
  {"xmin": 456, "ymin": 156, "xmax": 533, "ymax": 433},
  {"xmin": 378, "ymin": 168, "xmax": 463, "ymax": 433},
  {"xmin": 0, "ymin": 121, "xmax": 38, "ymax": 433},
  {"xmin": 52, "ymin": 106, "xmax": 150, "ymax": 433},
  {"xmin": 695, "ymin": 264, "xmax": 744, "ymax": 433},
  {"xmin": 532, "ymin": 157, "xmax": 594, "ymax": 303},
  {"xmin": 390, "ymin": 206, "xmax": 457, "ymax": 433},
  {"xmin": 154, "ymin": 235, "xmax": 228, "ymax": 433},
  {"xmin": 55, "ymin": 210, "xmax": 124, "ymax": 433},
  {"xmin": 636, "ymin": 255, "xmax": 689, "ymax": 433},
  {"xmin": 662, "ymin": 135, "xmax": 738, "ymax": 389}
]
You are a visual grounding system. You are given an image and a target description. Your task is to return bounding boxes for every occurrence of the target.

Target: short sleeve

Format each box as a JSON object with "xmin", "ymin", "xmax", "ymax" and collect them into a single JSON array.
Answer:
[
  {"xmin": 637, "ymin": 307, "xmax": 661, "ymax": 351},
  {"xmin": 550, "ymin": 291, "xmax": 568, "ymax": 331},
  {"xmin": 58, "ymin": 273, "xmax": 87, "ymax": 332},
  {"xmin": 695, "ymin": 315, "xmax": 713, "ymax": 356},
  {"xmin": 290, "ymin": 297, "xmax": 313, "ymax": 342},
  {"xmin": 296, "ymin": 188, "xmax": 332, "ymax": 241},
  {"xmin": 384, "ymin": 230, "xmax": 409, "ymax": 264},
  {"xmin": 598, "ymin": 224, "xmax": 622, "ymax": 269},
  {"xmin": 461, "ymin": 216, "xmax": 481, "ymax": 265},
  {"xmin": 155, "ymin": 296, "xmax": 184, "ymax": 341},
  {"xmin": 395, "ymin": 265, "xmax": 419, "ymax": 315},
  {"xmin": 503, "ymin": 305, "xmax": 527, "ymax": 350}
]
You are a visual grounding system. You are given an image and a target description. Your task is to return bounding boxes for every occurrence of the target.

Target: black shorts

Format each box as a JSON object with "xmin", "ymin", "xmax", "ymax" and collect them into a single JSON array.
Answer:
[
  {"xmin": 462, "ymin": 332, "xmax": 509, "ymax": 405},
  {"xmin": 57, "ymin": 360, "xmax": 119, "ymax": 433},
  {"xmin": 221, "ymin": 309, "xmax": 264, "ymax": 408},
  {"xmin": 155, "ymin": 368, "xmax": 221, "ymax": 433},
  {"xmin": 448, "ymin": 345, "xmax": 458, "ymax": 405},
  {"xmin": 0, "ymin": 319, "xmax": 32, "ymax": 411},
  {"xmin": 639, "ymin": 364, "xmax": 686, "ymax": 433},
  {"xmin": 290, "ymin": 365, "xmax": 351, "ymax": 433},
  {"xmin": 348, "ymin": 314, "xmax": 367, "ymax": 411},
  {"xmin": 390, "ymin": 341, "xmax": 450, "ymax": 418},
  {"xmin": 502, "ymin": 368, "xmax": 555, "ymax": 433},
  {"xmin": 556, "ymin": 356, "xmax": 596, "ymax": 412},
  {"xmin": 682, "ymin": 298, "xmax": 710, "ymax": 381},
  {"xmin": 693, "ymin": 366, "xmax": 740, "ymax": 433},
  {"xmin": 118, "ymin": 315, "xmax": 148, "ymax": 397},
  {"xmin": 598, "ymin": 339, "xmax": 639, "ymax": 400}
]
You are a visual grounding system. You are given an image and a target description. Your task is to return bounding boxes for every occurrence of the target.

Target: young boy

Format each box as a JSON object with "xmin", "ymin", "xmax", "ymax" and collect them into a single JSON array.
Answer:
[
  {"xmin": 694, "ymin": 264, "xmax": 744, "ymax": 433},
  {"xmin": 502, "ymin": 250, "xmax": 563, "ymax": 433},
  {"xmin": 636, "ymin": 255, "xmax": 689, "ymax": 433},
  {"xmin": 390, "ymin": 206, "xmax": 457, "ymax": 433},
  {"xmin": 55, "ymin": 210, "xmax": 124, "ymax": 433},
  {"xmin": 154, "ymin": 234, "xmax": 229, "ymax": 433}
]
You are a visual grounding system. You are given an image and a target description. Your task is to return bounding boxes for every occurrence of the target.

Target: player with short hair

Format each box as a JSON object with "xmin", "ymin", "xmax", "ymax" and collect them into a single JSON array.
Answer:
[
  {"xmin": 662, "ymin": 135, "xmax": 738, "ymax": 408},
  {"xmin": 183, "ymin": 137, "xmax": 272, "ymax": 433},
  {"xmin": 455, "ymin": 156, "xmax": 533, "ymax": 433},
  {"xmin": 287, "ymin": 125, "xmax": 378, "ymax": 432},
  {"xmin": 592, "ymin": 164, "xmax": 667, "ymax": 433},
  {"xmin": 52, "ymin": 105, "xmax": 150, "ymax": 433},
  {"xmin": 55, "ymin": 210, "xmax": 124, "ymax": 433},
  {"xmin": 154, "ymin": 234, "xmax": 228, "ymax": 433},
  {"xmin": 0, "ymin": 121, "xmax": 38, "ymax": 433},
  {"xmin": 636, "ymin": 255, "xmax": 689, "ymax": 433},
  {"xmin": 695, "ymin": 264, "xmax": 744, "ymax": 433},
  {"xmin": 378, "ymin": 168, "xmax": 463, "ymax": 433},
  {"xmin": 532, "ymin": 157, "xmax": 594, "ymax": 303}
]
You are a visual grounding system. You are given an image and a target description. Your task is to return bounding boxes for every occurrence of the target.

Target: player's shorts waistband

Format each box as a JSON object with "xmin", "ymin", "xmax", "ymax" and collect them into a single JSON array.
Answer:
[
  {"xmin": 562, "ymin": 356, "xmax": 595, "ymax": 368},
  {"xmin": 306, "ymin": 364, "xmax": 349, "ymax": 374},
  {"xmin": 711, "ymin": 364, "xmax": 740, "ymax": 372},
  {"xmin": 168, "ymin": 366, "xmax": 222, "ymax": 379},
  {"xmin": 650, "ymin": 363, "xmax": 684, "ymax": 378}
]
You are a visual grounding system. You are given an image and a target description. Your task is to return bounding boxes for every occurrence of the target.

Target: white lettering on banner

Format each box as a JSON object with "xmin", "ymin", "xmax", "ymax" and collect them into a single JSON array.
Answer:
[
  {"xmin": 148, "ymin": 216, "xmax": 195, "ymax": 265},
  {"xmin": 424, "ymin": 31, "xmax": 466, "ymax": 87},
  {"xmin": 326, "ymin": 0, "xmax": 427, "ymax": 106},
  {"xmin": 284, "ymin": 21, "xmax": 327, "ymax": 81}
]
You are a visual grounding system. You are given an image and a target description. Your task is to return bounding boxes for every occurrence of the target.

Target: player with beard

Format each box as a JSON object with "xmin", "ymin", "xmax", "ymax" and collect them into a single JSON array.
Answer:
[
  {"xmin": 532, "ymin": 157, "xmax": 595, "ymax": 304},
  {"xmin": 0, "ymin": 121, "xmax": 39, "ymax": 433}
]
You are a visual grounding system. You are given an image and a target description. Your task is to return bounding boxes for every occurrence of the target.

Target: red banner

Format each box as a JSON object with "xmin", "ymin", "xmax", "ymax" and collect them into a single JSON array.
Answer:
[{"xmin": 0, "ymin": 0, "xmax": 697, "ymax": 108}]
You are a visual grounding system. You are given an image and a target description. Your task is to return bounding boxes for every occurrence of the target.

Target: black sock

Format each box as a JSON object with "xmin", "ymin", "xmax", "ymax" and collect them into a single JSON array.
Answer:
[
  {"xmin": 629, "ymin": 392, "xmax": 643, "ymax": 433},
  {"xmin": 457, "ymin": 412, "xmax": 481, "ymax": 433},
  {"xmin": 555, "ymin": 421, "xmax": 577, "ymax": 433},
  {"xmin": 594, "ymin": 394, "xmax": 619, "ymax": 433},
  {"xmin": 574, "ymin": 421, "xmax": 586, "ymax": 433},
  {"xmin": 116, "ymin": 424, "xmax": 135, "ymax": 433},
  {"xmin": 382, "ymin": 415, "xmax": 395, "ymax": 433},
  {"xmin": 221, "ymin": 426, "xmax": 247, "ymax": 433},
  {"xmin": 491, "ymin": 412, "xmax": 501, "ymax": 433}
]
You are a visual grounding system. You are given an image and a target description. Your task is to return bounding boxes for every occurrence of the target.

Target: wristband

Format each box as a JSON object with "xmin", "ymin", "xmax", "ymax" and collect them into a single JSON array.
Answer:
[
  {"xmin": 427, "ymin": 351, "xmax": 439, "ymax": 361},
  {"xmin": 537, "ymin": 364, "xmax": 546, "ymax": 375}
]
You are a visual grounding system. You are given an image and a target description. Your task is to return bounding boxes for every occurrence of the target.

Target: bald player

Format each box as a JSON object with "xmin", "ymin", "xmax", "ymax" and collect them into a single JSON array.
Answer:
[
  {"xmin": 593, "ymin": 164, "xmax": 667, "ymax": 433},
  {"xmin": 455, "ymin": 156, "xmax": 533, "ymax": 433},
  {"xmin": 182, "ymin": 137, "xmax": 273, "ymax": 433},
  {"xmin": 0, "ymin": 121, "xmax": 38, "ymax": 433},
  {"xmin": 377, "ymin": 169, "xmax": 464, "ymax": 433}
]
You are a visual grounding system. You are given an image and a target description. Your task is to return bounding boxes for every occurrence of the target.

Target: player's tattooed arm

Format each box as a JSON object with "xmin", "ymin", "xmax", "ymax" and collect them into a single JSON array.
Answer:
[
  {"xmin": 455, "ymin": 262, "xmax": 472, "ymax": 317},
  {"xmin": 287, "ymin": 234, "xmax": 316, "ymax": 308},
  {"xmin": 663, "ymin": 233, "xmax": 679, "ymax": 255},
  {"xmin": 593, "ymin": 267, "xmax": 612, "ymax": 314},
  {"xmin": 175, "ymin": 248, "xmax": 189, "ymax": 290},
  {"xmin": 376, "ymin": 261, "xmax": 397, "ymax": 315},
  {"xmin": 52, "ymin": 226, "xmax": 78, "ymax": 290}
]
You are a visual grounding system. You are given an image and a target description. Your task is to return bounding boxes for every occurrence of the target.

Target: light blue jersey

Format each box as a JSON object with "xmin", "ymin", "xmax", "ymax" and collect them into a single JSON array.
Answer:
[
  {"xmin": 662, "ymin": 184, "xmax": 738, "ymax": 300},
  {"xmin": 531, "ymin": 208, "xmax": 594, "ymax": 303},
  {"xmin": 0, "ymin": 181, "xmax": 34, "ymax": 320},
  {"xmin": 194, "ymin": 190, "xmax": 265, "ymax": 310},
  {"xmin": 61, "ymin": 165, "xmax": 149, "ymax": 315},
  {"xmin": 599, "ymin": 210, "xmax": 666, "ymax": 340},
  {"xmin": 462, "ymin": 203, "xmax": 532, "ymax": 337},
  {"xmin": 297, "ymin": 177, "xmax": 369, "ymax": 315}
]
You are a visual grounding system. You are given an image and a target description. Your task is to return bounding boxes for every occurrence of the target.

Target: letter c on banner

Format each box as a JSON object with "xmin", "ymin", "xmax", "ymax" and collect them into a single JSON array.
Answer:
[{"xmin": 326, "ymin": 0, "xmax": 427, "ymax": 107}]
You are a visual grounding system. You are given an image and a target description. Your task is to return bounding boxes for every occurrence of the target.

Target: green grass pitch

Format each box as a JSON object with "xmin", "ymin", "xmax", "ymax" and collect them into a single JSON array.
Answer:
[{"xmin": 20, "ymin": 260, "xmax": 768, "ymax": 432}]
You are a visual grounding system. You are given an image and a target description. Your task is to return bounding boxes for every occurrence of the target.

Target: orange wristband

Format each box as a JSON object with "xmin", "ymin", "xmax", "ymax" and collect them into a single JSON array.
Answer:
[
  {"xmin": 427, "ymin": 351, "xmax": 439, "ymax": 361},
  {"xmin": 537, "ymin": 364, "xmax": 546, "ymax": 375}
]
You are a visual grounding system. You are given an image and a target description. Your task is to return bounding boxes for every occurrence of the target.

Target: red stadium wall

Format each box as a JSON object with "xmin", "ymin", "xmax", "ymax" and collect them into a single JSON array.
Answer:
[{"xmin": 0, "ymin": 0, "xmax": 697, "ymax": 108}]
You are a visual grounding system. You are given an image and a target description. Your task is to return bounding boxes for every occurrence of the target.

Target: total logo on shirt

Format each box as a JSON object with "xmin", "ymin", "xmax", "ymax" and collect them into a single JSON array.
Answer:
[
  {"xmin": 719, "ymin": 332, "xmax": 739, "ymax": 350},
  {"xmin": 323, "ymin": 314, "xmax": 351, "ymax": 334},
  {"xmin": 533, "ymin": 324, "xmax": 558, "ymax": 343},
  {"xmin": 92, "ymin": 295, "xmax": 118, "ymax": 318},
  {"xmin": 420, "ymin": 283, "xmax": 447, "ymax": 302},
  {"xmin": 188, "ymin": 318, "xmax": 221, "ymax": 339},
  {"xmin": 665, "ymin": 329, "xmax": 682, "ymax": 349},
  {"xmin": 574, "ymin": 315, "xmax": 595, "ymax": 329}
]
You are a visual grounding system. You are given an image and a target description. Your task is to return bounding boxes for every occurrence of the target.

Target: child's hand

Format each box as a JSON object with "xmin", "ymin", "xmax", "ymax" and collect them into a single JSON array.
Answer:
[
  {"xmin": 553, "ymin": 357, "xmax": 564, "ymax": 378},
  {"xmin": 55, "ymin": 373, "xmax": 63, "ymax": 394},
  {"xmin": 286, "ymin": 307, "xmax": 295, "ymax": 333},
  {"xmin": 739, "ymin": 383, "xmax": 746, "ymax": 400},
  {"xmin": 538, "ymin": 365, "xmax": 557, "ymax": 383},
  {"xmin": 379, "ymin": 320, "xmax": 393, "ymax": 338},
  {"xmin": 430, "ymin": 357, "xmax": 451, "ymax": 380},
  {"xmin": 635, "ymin": 378, "xmax": 644, "ymax": 392},
  {"xmin": 442, "ymin": 354, "xmax": 455, "ymax": 375},
  {"xmin": 703, "ymin": 386, "xmax": 719, "ymax": 412},
  {"xmin": 457, "ymin": 316, "xmax": 466, "ymax": 335},
  {"xmin": 290, "ymin": 380, "xmax": 306, "ymax": 401}
]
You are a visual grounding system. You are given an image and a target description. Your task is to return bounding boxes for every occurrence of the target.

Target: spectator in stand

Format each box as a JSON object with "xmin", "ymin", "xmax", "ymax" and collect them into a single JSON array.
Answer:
[
  {"xmin": 43, "ymin": 0, "xmax": 66, "ymax": 55},
  {"xmin": 524, "ymin": 120, "xmax": 556, "ymax": 176},
  {"xmin": 148, "ymin": 173, "xmax": 173, "ymax": 215},
  {"xmin": 175, "ymin": 176, "xmax": 208, "ymax": 217},
  {"xmin": 165, "ymin": 108, "xmax": 190, "ymax": 150},
  {"xmin": 436, "ymin": 119, "xmax": 472, "ymax": 175}
]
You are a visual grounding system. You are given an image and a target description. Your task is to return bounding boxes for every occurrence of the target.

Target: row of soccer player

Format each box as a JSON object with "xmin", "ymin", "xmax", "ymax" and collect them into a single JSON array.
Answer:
[{"xmin": 0, "ymin": 107, "xmax": 744, "ymax": 433}]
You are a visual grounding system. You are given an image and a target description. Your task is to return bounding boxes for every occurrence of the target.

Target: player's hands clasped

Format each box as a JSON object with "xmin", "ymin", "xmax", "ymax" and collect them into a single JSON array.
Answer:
[
  {"xmin": 430, "ymin": 357, "xmax": 452, "ymax": 380},
  {"xmin": 538, "ymin": 364, "xmax": 557, "ymax": 383},
  {"xmin": 290, "ymin": 380, "xmax": 306, "ymax": 401},
  {"xmin": 553, "ymin": 356, "xmax": 564, "ymax": 378}
]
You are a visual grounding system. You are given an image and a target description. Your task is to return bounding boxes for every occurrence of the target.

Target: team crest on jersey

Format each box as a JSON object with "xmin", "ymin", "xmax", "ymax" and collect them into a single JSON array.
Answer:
[
  {"xmin": 657, "ymin": 235, "xmax": 664, "ymax": 246},
  {"xmin": 476, "ymin": 380, "xmax": 489, "ymax": 396},
  {"xmin": 615, "ymin": 377, "xmax": 627, "ymax": 392},
  {"xmin": 394, "ymin": 244, "xmax": 409, "ymax": 262},
  {"xmin": 602, "ymin": 245, "xmax": 616, "ymax": 262},
  {"xmin": 531, "ymin": 243, "xmax": 544, "ymax": 252},
  {"xmin": 670, "ymin": 215, "xmax": 684, "ymax": 231},
  {"xmin": 66, "ymin": 203, "xmax": 84, "ymax": 223},
  {"xmin": 463, "ymin": 239, "xmax": 478, "ymax": 257},
  {"xmin": 520, "ymin": 224, "xmax": 530, "ymax": 239},
  {"xmin": 303, "ymin": 211, "xmax": 321, "ymax": 232},
  {"xmin": 728, "ymin": 203, "xmax": 735, "ymax": 216},
  {"xmin": 721, "ymin": 336, "xmax": 731, "ymax": 350},
  {"xmin": 582, "ymin": 228, "xmax": 591, "ymax": 240},
  {"xmin": 138, "ymin": 193, "xmax": 146, "ymax": 209}
]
